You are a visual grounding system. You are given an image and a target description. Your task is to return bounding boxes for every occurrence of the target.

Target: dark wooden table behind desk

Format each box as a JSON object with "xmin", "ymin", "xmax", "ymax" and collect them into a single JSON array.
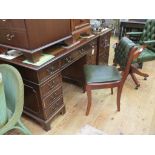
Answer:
[{"xmin": 119, "ymin": 20, "xmax": 146, "ymax": 42}]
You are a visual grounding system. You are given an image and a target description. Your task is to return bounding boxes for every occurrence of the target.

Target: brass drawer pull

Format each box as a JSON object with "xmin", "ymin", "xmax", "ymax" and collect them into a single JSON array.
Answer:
[
  {"xmin": 48, "ymin": 81, "xmax": 55, "ymax": 88},
  {"xmin": 47, "ymin": 65, "xmax": 55, "ymax": 74},
  {"xmin": 79, "ymin": 48, "xmax": 85, "ymax": 54},
  {"xmin": 52, "ymin": 92, "xmax": 57, "ymax": 100},
  {"xmin": 64, "ymin": 57, "xmax": 72, "ymax": 63},
  {"xmin": 90, "ymin": 42, "xmax": 95, "ymax": 46},
  {"xmin": 52, "ymin": 80, "xmax": 55, "ymax": 84},
  {"xmin": 6, "ymin": 34, "xmax": 15, "ymax": 41}
]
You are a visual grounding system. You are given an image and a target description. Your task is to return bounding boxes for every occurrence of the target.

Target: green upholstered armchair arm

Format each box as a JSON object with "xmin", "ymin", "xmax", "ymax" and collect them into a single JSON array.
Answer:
[
  {"xmin": 0, "ymin": 64, "xmax": 31, "ymax": 135},
  {"xmin": 126, "ymin": 32, "xmax": 143, "ymax": 36},
  {"xmin": 143, "ymin": 40, "xmax": 155, "ymax": 44},
  {"xmin": 141, "ymin": 40, "xmax": 155, "ymax": 52}
]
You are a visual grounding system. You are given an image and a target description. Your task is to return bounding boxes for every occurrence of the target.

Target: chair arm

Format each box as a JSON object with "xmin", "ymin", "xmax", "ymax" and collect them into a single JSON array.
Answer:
[
  {"xmin": 143, "ymin": 40, "xmax": 155, "ymax": 45},
  {"xmin": 142, "ymin": 40, "xmax": 155, "ymax": 51},
  {"xmin": 126, "ymin": 32, "xmax": 143, "ymax": 36}
]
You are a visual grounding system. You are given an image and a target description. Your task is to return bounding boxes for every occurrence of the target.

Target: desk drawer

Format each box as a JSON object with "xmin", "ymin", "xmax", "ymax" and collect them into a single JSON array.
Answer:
[
  {"xmin": 38, "ymin": 60, "xmax": 60, "ymax": 82},
  {"xmin": 61, "ymin": 39, "xmax": 97, "ymax": 69},
  {"xmin": 0, "ymin": 29, "xmax": 29, "ymax": 49},
  {"xmin": 42, "ymin": 86, "xmax": 62, "ymax": 109},
  {"xmin": 40, "ymin": 73, "xmax": 62, "ymax": 98},
  {"xmin": 44, "ymin": 97, "xmax": 64, "ymax": 119},
  {"xmin": 61, "ymin": 49, "xmax": 81, "ymax": 69}
]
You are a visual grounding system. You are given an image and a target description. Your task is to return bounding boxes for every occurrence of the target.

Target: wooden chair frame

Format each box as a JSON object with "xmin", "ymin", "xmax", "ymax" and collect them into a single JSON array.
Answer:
[
  {"xmin": 85, "ymin": 46, "xmax": 144, "ymax": 116},
  {"xmin": 115, "ymin": 44, "xmax": 149, "ymax": 89}
]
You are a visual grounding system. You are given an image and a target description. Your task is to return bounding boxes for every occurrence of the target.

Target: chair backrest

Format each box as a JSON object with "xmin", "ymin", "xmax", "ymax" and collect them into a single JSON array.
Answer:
[
  {"xmin": 114, "ymin": 37, "xmax": 143, "ymax": 80},
  {"xmin": 140, "ymin": 19, "xmax": 155, "ymax": 42},
  {"xmin": 0, "ymin": 64, "xmax": 24, "ymax": 122},
  {"xmin": 114, "ymin": 37, "xmax": 136, "ymax": 69},
  {"xmin": 140, "ymin": 19, "xmax": 155, "ymax": 50}
]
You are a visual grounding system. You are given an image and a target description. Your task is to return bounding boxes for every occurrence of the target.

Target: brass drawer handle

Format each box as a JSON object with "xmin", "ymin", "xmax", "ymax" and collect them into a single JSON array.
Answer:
[
  {"xmin": 52, "ymin": 80, "xmax": 55, "ymax": 84},
  {"xmin": 49, "ymin": 93, "xmax": 57, "ymax": 101},
  {"xmin": 47, "ymin": 65, "xmax": 55, "ymax": 74},
  {"xmin": 52, "ymin": 92, "xmax": 57, "ymax": 100},
  {"xmin": 90, "ymin": 42, "xmax": 95, "ymax": 46},
  {"xmin": 6, "ymin": 34, "xmax": 15, "ymax": 41},
  {"xmin": 65, "ymin": 57, "xmax": 72, "ymax": 63},
  {"xmin": 48, "ymin": 80, "xmax": 55, "ymax": 88},
  {"xmin": 56, "ymin": 102, "xmax": 60, "ymax": 107},
  {"xmin": 79, "ymin": 48, "xmax": 85, "ymax": 54},
  {"xmin": 52, "ymin": 106, "xmax": 55, "ymax": 111}
]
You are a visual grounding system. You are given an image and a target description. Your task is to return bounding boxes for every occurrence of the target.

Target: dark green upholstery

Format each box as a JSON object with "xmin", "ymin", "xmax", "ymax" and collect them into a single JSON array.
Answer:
[
  {"xmin": 139, "ymin": 20, "xmax": 155, "ymax": 44},
  {"xmin": 114, "ymin": 37, "xmax": 136, "ymax": 69},
  {"xmin": 137, "ymin": 48, "xmax": 155, "ymax": 62},
  {"xmin": 127, "ymin": 20, "xmax": 155, "ymax": 63},
  {"xmin": 84, "ymin": 65, "xmax": 121, "ymax": 84}
]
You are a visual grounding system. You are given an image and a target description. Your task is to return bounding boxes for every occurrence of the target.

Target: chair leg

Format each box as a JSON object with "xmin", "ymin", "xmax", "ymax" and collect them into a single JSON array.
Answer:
[
  {"xmin": 130, "ymin": 72, "xmax": 140, "ymax": 89},
  {"xmin": 86, "ymin": 86, "xmax": 92, "ymax": 116},
  {"xmin": 111, "ymin": 88, "xmax": 113, "ymax": 95},
  {"xmin": 117, "ymin": 86, "xmax": 123, "ymax": 111},
  {"xmin": 131, "ymin": 65, "xmax": 149, "ymax": 78}
]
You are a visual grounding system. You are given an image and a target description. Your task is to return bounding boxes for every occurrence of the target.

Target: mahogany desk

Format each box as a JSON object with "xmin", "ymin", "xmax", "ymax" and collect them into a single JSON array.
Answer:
[{"xmin": 0, "ymin": 29, "xmax": 111, "ymax": 131}]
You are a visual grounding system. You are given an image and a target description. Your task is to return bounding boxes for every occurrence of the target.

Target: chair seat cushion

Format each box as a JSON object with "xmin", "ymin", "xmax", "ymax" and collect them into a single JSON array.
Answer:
[
  {"xmin": 84, "ymin": 65, "xmax": 121, "ymax": 84},
  {"xmin": 137, "ymin": 48, "xmax": 155, "ymax": 62}
]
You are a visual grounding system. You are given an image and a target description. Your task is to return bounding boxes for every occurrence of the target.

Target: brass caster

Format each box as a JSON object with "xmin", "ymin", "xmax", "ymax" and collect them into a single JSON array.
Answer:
[
  {"xmin": 135, "ymin": 85, "xmax": 140, "ymax": 90},
  {"xmin": 144, "ymin": 77, "xmax": 147, "ymax": 80}
]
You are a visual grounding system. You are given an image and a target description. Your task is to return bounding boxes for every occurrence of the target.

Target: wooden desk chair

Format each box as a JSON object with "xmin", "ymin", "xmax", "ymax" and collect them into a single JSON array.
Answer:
[{"xmin": 83, "ymin": 37, "xmax": 143, "ymax": 115}]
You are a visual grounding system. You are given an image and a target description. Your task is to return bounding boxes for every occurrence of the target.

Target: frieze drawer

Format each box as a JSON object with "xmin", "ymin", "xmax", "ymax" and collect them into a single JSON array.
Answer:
[
  {"xmin": 61, "ymin": 50, "xmax": 81, "ymax": 69},
  {"xmin": 38, "ymin": 60, "xmax": 60, "ymax": 82},
  {"xmin": 61, "ymin": 45, "xmax": 95, "ymax": 70},
  {"xmin": 42, "ymin": 86, "xmax": 63, "ymax": 109},
  {"xmin": 44, "ymin": 97, "xmax": 64, "ymax": 119}
]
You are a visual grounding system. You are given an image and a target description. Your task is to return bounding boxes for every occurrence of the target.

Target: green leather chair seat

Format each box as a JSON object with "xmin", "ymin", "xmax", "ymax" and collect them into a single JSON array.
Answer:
[
  {"xmin": 84, "ymin": 65, "xmax": 121, "ymax": 84},
  {"xmin": 137, "ymin": 48, "xmax": 155, "ymax": 62}
]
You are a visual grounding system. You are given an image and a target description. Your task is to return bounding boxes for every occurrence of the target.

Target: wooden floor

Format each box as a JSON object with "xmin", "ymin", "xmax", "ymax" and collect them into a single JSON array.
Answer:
[{"xmin": 22, "ymin": 36, "xmax": 155, "ymax": 135}]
